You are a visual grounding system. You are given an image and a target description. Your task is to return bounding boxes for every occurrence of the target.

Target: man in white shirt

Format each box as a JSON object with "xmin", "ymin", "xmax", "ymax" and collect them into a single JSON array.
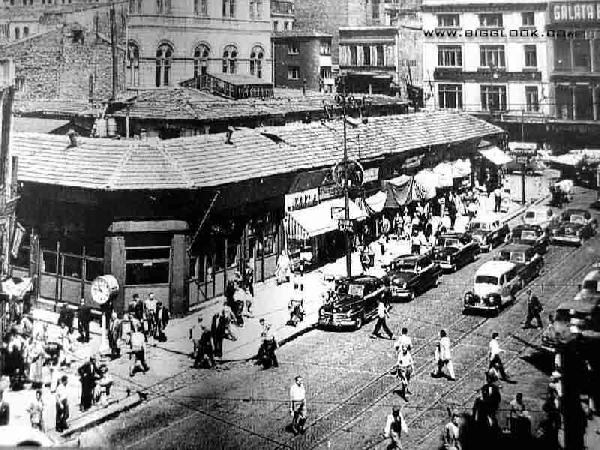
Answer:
[
  {"xmin": 488, "ymin": 332, "xmax": 511, "ymax": 381},
  {"xmin": 55, "ymin": 375, "xmax": 69, "ymax": 432},
  {"xmin": 394, "ymin": 328, "xmax": 412, "ymax": 354},
  {"xmin": 432, "ymin": 329, "xmax": 456, "ymax": 381},
  {"xmin": 384, "ymin": 406, "xmax": 408, "ymax": 449},
  {"xmin": 289, "ymin": 376, "xmax": 306, "ymax": 435},
  {"xmin": 371, "ymin": 289, "xmax": 393, "ymax": 340},
  {"xmin": 396, "ymin": 347, "xmax": 414, "ymax": 399}
]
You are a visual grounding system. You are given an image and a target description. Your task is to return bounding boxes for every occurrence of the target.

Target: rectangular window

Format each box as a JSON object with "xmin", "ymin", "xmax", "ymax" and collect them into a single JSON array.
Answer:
[
  {"xmin": 479, "ymin": 13, "xmax": 503, "ymax": 28},
  {"xmin": 350, "ymin": 46, "xmax": 357, "ymax": 65},
  {"xmin": 376, "ymin": 44, "xmax": 384, "ymax": 66},
  {"xmin": 524, "ymin": 45, "xmax": 537, "ymax": 67},
  {"xmin": 438, "ymin": 45, "xmax": 462, "ymax": 67},
  {"xmin": 437, "ymin": 14, "xmax": 459, "ymax": 27},
  {"xmin": 194, "ymin": 0, "xmax": 207, "ymax": 15},
  {"xmin": 287, "ymin": 42, "xmax": 299, "ymax": 55},
  {"xmin": 320, "ymin": 66, "xmax": 331, "ymax": 79},
  {"xmin": 438, "ymin": 84, "xmax": 463, "ymax": 109},
  {"xmin": 320, "ymin": 42, "xmax": 331, "ymax": 55},
  {"xmin": 480, "ymin": 85, "xmax": 507, "ymax": 112},
  {"xmin": 372, "ymin": 0, "xmax": 379, "ymax": 19},
  {"xmin": 480, "ymin": 45, "xmax": 505, "ymax": 68},
  {"xmin": 363, "ymin": 46, "xmax": 371, "ymax": 66},
  {"xmin": 223, "ymin": 0, "xmax": 235, "ymax": 17},
  {"xmin": 573, "ymin": 39, "xmax": 591, "ymax": 71},
  {"xmin": 522, "ymin": 12, "xmax": 534, "ymax": 26},
  {"xmin": 288, "ymin": 66, "xmax": 300, "ymax": 79},
  {"xmin": 525, "ymin": 86, "xmax": 539, "ymax": 112},
  {"xmin": 555, "ymin": 37, "xmax": 571, "ymax": 71}
]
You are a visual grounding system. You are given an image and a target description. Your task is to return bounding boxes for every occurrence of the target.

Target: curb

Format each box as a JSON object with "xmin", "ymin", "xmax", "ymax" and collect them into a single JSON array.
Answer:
[{"xmin": 59, "ymin": 393, "xmax": 143, "ymax": 439}]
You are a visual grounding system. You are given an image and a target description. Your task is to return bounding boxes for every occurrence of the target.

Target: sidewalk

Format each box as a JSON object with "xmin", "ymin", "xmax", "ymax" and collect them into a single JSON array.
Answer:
[{"xmin": 151, "ymin": 192, "xmax": 545, "ymax": 363}]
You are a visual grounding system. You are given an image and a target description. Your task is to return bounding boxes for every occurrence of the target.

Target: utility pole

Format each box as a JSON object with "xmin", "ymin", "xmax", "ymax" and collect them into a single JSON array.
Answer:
[
  {"xmin": 341, "ymin": 82, "xmax": 351, "ymax": 278},
  {"xmin": 521, "ymin": 109, "xmax": 526, "ymax": 205},
  {"xmin": 110, "ymin": 2, "xmax": 118, "ymax": 101}
]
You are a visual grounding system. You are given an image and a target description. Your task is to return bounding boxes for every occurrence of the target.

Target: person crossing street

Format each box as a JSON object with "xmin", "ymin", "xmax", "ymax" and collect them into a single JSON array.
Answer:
[
  {"xmin": 432, "ymin": 329, "xmax": 456, "ymax": 381},
  {"xmin": 488, "ymin": 332, "xmax": 513, "ymax": 382},
  {"xmin": 371, "ymin": 281, "xmax": 393, "ymax": 340},
  {"xmin": 383, "ymin": 406, "xmax": 408, "ymax": 449},
  {"xmin": 524, "ymin": 290, "xmax": 543, "ymax": 329}
]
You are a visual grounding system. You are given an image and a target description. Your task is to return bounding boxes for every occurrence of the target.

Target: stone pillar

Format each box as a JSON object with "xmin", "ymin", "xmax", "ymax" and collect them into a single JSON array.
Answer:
[
  {"xmin": 572, "ymin": 85, "xmax": 578, "ymax": 120},
  {"xmin": 103, "ymin": 235, "xmax": 126, "ymax": 314},
  {"xmin": 593, "ymin": 85, "xmax": 598, "ymax": 121},
  {"xmin": 169, "ymin": 233, "xmax": 189, "ymax": 316}
]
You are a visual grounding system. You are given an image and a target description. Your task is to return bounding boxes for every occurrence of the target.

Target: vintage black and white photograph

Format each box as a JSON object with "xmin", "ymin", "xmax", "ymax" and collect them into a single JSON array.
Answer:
[{"xmin": 0, "ymin": 0, "xmax": 598, "ymax": 448}]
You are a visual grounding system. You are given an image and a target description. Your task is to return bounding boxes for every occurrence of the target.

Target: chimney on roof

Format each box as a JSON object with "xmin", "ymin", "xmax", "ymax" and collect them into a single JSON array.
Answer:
[
  {"xmin": 67, "ymin": 129, "xmax": 78, "ymax": 148},
  {"xmin": 225, "ymin": 126, "xmax": 234, "ymax": 145}
]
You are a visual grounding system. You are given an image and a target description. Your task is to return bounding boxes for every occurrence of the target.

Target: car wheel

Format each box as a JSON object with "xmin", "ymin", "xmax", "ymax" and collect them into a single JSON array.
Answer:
[{"xmin": 355, "ymin": 315, "xmax": 363, "ymax": 330}]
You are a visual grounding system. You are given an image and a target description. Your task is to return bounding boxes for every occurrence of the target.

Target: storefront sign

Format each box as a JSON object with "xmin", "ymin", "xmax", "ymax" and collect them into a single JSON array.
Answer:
[
  {"xmin": 551, "ymin": 2, "xmax": 600, "ymax": 23},
  {"xmin": 363, "ymin": 167, "xmax": 379, "ymax": 183},
  {"xmin": 10, "ymin": 222, "xmax": 24, "ymax": 259},
  {"xmin": 285, "ymin": 188, "xmax": 319, "ymax": 213},
  {"xmin": 319, "ymin": 184, "xmax": 344, "ymax": 201},
  {"xmin": 401, "ymin": 155, "xmax": 424, "ymax": 170}
]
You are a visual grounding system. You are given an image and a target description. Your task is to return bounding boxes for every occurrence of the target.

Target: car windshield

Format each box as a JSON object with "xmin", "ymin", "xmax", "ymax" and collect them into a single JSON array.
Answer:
[
  {"xmin": 510, "ymin": 252, "xmax": 526, "ymax": 263},
  {"xmin": 564, "ymin": 227, "xmax": 577, "ymax": 235},
  {"xmin": 583, "ymin": 280, "xmax": 599, "ymax": 292},
  {"xmin": 397, "ymin": 261, "xmax": 418, "ymax": 271},
  {"xmin": 476, "ymin": 275, "xmax": 498, "ymax": 285},
  {"xmin": 337, "ymin": 283, "xmax": 364, "ymax": 297},
  {"xmin": 470, "ymin": 222, "xmax": 488, "ymax": 231},
  {"xmin": 555, "ymin": 309, "xmax": 570, "ymax": 322},
  {"xmin": 521, "ymin": 231, "xmax": 537, "ymax": 240},
  {"xmin": 525, "ymin": 212, "xmax": 535, "ymax": 219},
  {"xmin": 570, "ymin": 215, "xmax": 585, "ymax": 224},
  {"xmin": 444, "ymin": 238, "xmax": 460, "ymax": 247}
]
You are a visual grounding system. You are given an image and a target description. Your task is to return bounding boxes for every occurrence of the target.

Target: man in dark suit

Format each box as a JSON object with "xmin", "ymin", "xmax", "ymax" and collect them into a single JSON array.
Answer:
[
  {"xmin": 77, "ymin": 298, "xmax": 92, "ymax": 343},
  {"xmin": 58, "ymin": 303, "xmax": 75, "ymax": 334},
  {"xmin": 155, "ymin": 302, "xmax": 170, "ymax": 342}
]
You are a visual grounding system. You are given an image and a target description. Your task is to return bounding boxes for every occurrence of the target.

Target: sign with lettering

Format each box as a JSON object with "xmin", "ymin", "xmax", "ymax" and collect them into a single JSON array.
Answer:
[
  {"xmin": 319, "ymin": 184, "xmax": 344, "ymax": 201},
  {"xmin": 551, "ymin": 2, "xmax": 600, "ymax": 23},
  {"xmin": 363, "ymin": 167, "xmax": 379, "ymax": 183},
  {"xmin": 401, "ymin": 155, "xmax": 424, "ymax": 170},
  {"xmin": 285, "ymin": 188, "xmax": 319, "ymax": 213}
]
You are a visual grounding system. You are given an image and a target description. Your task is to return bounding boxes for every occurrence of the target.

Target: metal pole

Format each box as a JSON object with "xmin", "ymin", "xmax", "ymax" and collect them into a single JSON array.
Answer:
[
  {"xmin": 342, "ymin": 87, "xmax": 352, "ymax": 278},
  {"xmin": 110, "ymin": 2, "xmax": 118, "ymax": 101},
  {"xmin": 522, "ymin": 109, "xmax": 526, "ymax": 205}
]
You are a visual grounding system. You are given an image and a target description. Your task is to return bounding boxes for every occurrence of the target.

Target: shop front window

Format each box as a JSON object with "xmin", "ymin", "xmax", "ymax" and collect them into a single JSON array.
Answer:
[
  {"xmin": 573, "ymin": 39, "xmax": 591, "ymax": 72},
  {"xmin": 125, "ymin": 234, "xmax": 171, "ymax": 285}
]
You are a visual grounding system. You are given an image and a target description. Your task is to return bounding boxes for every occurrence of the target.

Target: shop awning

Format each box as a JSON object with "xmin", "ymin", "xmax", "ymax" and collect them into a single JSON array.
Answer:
[
  {"xmin": 478, "ymin": 146, "xmax": 512, "ymax": 166},
  {"xmin": 383, "ymin": 175, "xmax": 436, "ymax": 208},
  {"xmin": 357, "ymin": 191, "xmax": 387, "ymax": 215},
  {"xmin": 286, "ymin": 198, "xmax": 366, "ymax": 239}
]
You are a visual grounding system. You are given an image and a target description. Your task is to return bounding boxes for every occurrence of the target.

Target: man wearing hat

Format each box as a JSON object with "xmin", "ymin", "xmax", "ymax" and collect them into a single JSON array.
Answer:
[
  {"xmin": 524, "ymin": 290, "xmax": 543, "ymax": 329},
  {"xmin": 383, "ymin": 406, "xmax": 408, "ymax": 449}
]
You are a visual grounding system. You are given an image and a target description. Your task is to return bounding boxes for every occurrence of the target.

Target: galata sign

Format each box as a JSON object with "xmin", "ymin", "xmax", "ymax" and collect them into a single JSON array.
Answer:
[{"xmin": 551, "ymin": 2, "xmax": 600, "ymax": 22}]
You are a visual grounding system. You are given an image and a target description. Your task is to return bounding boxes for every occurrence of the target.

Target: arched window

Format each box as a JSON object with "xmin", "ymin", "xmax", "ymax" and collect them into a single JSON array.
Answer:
[
  {"xmin": 194, "ymin": 44, "xmax": 210, "ymax": 78},
  {"xmin": 156, "ymin": 43, "xmax": 173, "ymax": 87},
  {"xmin": 127, "ymin": 41, "xmax": 140, "ymax": 87},
  {"xmin": 222, "ymin": 45, "xmax": 237, "ymax": 74},
  {"xmin": 23, "ymin": 27, "xmax": 29, "ymax": 38},
  {"xmin": 14, "ymin": 27, "xmax": 20, "ymax": 40},
  {"xmin": 249, "ymin": 45, "xmax": 264, "ymax": 78}
]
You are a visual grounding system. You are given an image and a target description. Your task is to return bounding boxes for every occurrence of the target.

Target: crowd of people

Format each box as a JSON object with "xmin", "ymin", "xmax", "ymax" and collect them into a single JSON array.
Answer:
[{"xmin": 0, "ymin": 289, "xmax": 172, "ymax": 434}]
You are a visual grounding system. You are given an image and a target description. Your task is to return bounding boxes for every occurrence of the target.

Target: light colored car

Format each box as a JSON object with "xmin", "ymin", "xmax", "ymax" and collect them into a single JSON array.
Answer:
[
  {"xmin": 463, "ymin": 260, "xmax": 520, "ymax": 315},
  {"xmin": 466, "ymin": 217, "xmax": 510, "ymax": 252},
  {"xmin": 0, "ymin": 425, "xmax": 55, "ymax": 447},
  {"xmin": 522, "ymin": 207, "xmax": 558, "ymax": 230}
]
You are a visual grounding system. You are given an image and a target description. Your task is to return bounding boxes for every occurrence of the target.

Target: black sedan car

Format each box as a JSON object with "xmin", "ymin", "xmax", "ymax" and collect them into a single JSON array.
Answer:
[
  {"xmin": 560, "ymin": 208, "xmax": 597, "ymax": 234},
  {"xmin": 495, "ymin": 244, "xmax": 544, "ymax": 285},
  {"xmin": 318, "ymin": 276, "xmax": 385, "ymax": 330},
  {"xmin": 388, "ymin": 253, "xmax": 442, "ymax": 301},
  {"xmin": 549, "ymin": 221, "xmax": 593, "ymax": 246},
  {"xmin": 509, "ymin": 224, "xmax": 548, "ymax": 255},
  {"xmin": 433, "ymin": 232, "xmax": 480, "ymax": 272}
]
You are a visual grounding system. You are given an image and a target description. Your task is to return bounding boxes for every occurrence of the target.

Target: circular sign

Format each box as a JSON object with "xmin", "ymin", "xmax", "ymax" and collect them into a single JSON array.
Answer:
[
  {"xmin": 91, "ymin": 275, "xmax": 119, "ymax": 305},
  {"xmin": 332, "ymin": 160, "xmax": 364, "ymax": 187}
]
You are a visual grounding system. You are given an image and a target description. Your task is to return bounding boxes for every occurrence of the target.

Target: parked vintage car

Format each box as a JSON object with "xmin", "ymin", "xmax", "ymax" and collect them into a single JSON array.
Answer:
[
  {"xmin": 463, "ymin": 260, "xmax": 521, "ymax": 315},
  {"xmin": 432, "ymin": 232, "xmax": 480, "ymax": 272},
  {"xmin": 522, "ymin": 207, "xmax": 558, "ymax": 230},
  {"xmin": 388, "ymin": 253, "xmax": 442, "ymax": 301},
  {"xmin": 318, "ymin": 276, "xmax": 385, "ymax": 330},
  {"xmin": 466, "ymin": 217, "xmax": 510, "ymax": 252},
  {"xmin": 560, "ymin": 208, "xmax": 597, "ymax": 233},
  {"xmin": 549, "ymin": 221, "xmax": 593, "ymax": 246},
  {"xmin": 494, "ymin": 244, "xmax": 544, "ymax": 285},
  {"xmin": 509, "ymin": 224, "xmax": 549, "ymax": 255}
]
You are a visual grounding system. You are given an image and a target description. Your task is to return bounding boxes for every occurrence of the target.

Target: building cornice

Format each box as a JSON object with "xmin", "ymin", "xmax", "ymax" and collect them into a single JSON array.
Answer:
[{"xmin": 422, "ymin": 3, "xmax": 547, "ymax": 13}]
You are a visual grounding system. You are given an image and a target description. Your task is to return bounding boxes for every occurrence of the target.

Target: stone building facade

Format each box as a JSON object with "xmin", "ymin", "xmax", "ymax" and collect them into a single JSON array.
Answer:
[
  {"xmin": 0, "ymin": 24, "xmax": 125, "ymax": 101},
  {"xmin": 126, "ymin": 0, "xmax": 272, "ymax": 89}
]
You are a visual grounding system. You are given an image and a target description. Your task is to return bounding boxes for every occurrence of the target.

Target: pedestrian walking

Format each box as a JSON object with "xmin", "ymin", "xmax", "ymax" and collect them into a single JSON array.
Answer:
[
  {"xmin": 133, "ymin": 294, "xmax": 144, "ymax": 322},
  {"xmin": 258, "ymin": 323, "xmax": 278, "ymax": 369},
  {"xmin": 27, "ymin": 389, "xmax": 44, "ymax": 431},
  {"xmin": 109, "ymin": 311, "xmax": 121, "ymax": 358},
  {"xmin": 442, "ymin": 409, "xmax": 461, "ymax": 450},
  {"xmin": 78, "ymin": 355, "xmax": 99, "ymax": 411},
  {"xmin": 371, "ymin": 285, "xmax": 393, "ymax": 340},
  {"xmin": 193, "ymin": 318, "xmax": 215, "ymax": 369},
  {"xmin": 77, "ymin": 298, "xmax": 92, "ymax": 343},
  {"xmin": 432, "ymin": 330, "xmax": 456, "ymax": 381},
  {"xmin": 289, "ymin": 376, "xmax": 307, "ymax": 435},
  {"xmin": 129, "ymin": 322, "xmax": 149, "ymax": 376},
  {"xmin": 494, "ymin": 187, "xmax": 502, "ymax": 213},
  {"xmin": 57, "ymin": 303, "xmax": 74, "ymax": 334},
  {"xmin": 155, "ymin": 301, "xmax": 170, "ymax": 341},
  {"xmin": 394, "ymin": 328, "xmax": 412, "ymax": 354},
  {"xmin": 488, "ymin": 332, "xmax": 512, "ymax": 382},
  {"xmin": 144, "ymin": 293, "xmax": 158, "ymax": 338},
  {"xmin": 0, "ymin": 390, "xmax": 8, "ymax": 427},
  {"xmin": 523, "ymin": 290, "xmax": 543, "ymax": 329},
  {"xmin": 383, "ymin": 406, "xmax": 408, "ymax": 450},
  {"xmin": 509, "ymin": 392, "xmax": 531, "ymax": 438},
  {"xmin": 211, "ymin": 313, "xmax": 225, "ymax": 358},
  {"xmin": 395, "ymin": 346, "xmax": 414, "ymax": 400},
  {"xmin": 55, "ymin": 375, "xmax": 69, "ymax": 432},
  {"xmin": 221, "ymin": 305, "xmax": 237, "ymax": 341}
]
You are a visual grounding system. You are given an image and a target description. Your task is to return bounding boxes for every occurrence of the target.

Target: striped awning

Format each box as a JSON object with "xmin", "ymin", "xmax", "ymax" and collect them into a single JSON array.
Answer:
[{"xmin": 286, "ymin": 198, "xmax": 366, "ymax": 239}]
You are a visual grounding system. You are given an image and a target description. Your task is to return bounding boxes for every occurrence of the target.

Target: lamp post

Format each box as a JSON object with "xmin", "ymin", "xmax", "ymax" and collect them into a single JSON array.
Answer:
[{"xmin": 324, "ymin": 76, "xmax": 371, "ymax": 277}]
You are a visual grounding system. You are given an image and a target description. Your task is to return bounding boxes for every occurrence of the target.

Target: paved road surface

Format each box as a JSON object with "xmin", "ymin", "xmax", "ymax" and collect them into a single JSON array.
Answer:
[{"xmin": 73, "ymin": 186, "xmax": 598, "ymax": 450}]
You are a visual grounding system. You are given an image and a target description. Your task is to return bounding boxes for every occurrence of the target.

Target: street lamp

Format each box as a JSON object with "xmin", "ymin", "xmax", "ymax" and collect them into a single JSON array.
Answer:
[{"xmin": 323, "ymin": 76, "xmax": 371, "ymax": 277}]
